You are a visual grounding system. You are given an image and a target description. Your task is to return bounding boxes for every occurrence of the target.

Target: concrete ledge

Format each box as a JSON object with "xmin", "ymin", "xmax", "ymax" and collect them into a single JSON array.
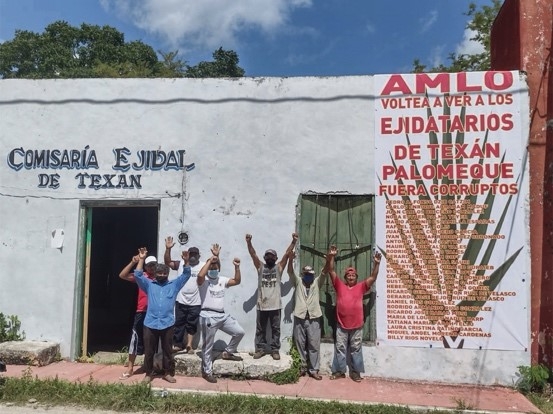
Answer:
[
  {"xmin": 175, "ymin": 351, "xmax": 292, "ymax": 378},
  {"xmin": 0, "ymin": 341, "xmax": 60, "ymax": 367}
]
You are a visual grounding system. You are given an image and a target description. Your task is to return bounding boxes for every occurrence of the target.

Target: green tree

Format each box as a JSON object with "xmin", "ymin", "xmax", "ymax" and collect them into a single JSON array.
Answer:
[
  {"xmin": 185, "ymin": 47, "xmax": 245, "ymax": 78},
  {"xmin": 0, "ymin": 21, "xmax": 244, "ymax": 79},
  {"xmin": 413, "ymin": 0, "xmax": 502, "ymax": 73}
]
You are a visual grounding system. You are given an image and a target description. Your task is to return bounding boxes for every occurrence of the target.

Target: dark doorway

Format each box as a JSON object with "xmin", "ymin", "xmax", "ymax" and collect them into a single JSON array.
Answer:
[{"xmin": 86, "ymin": 206, "xmax": 159, "ymax": 354}]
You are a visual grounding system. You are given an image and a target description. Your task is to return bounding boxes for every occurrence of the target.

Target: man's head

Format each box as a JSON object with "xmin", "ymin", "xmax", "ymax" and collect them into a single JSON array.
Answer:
[
  {"xmin": 301, "ymin": 265, "xmax": 315, "ymax": 286},
  {"xmin": 188, "ymin": 247, "xmax": 200, "ymax": 266},
  {"xmin": 264, "ymin": 249, "xmax": 278, "ymax": 267},
  {"xmin": 344, "ymin": 267, "xmax": 358, "ymax": 286},
  {"xmin": 155, "ymin": 263, "xmax": 170, "ymax": 283},
  {"xmin": 145, "ymin": 256, "xmax": 157, "ymax": 275},
  {"xmin": 207, "ymin": 258, "xmax": 220, "ymax": 281}
]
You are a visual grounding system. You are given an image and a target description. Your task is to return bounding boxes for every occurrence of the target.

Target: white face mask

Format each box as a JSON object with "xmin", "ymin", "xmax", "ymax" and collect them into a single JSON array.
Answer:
[{"xmin": 207, "ymin": 269, "xmax": 219, "ymax": 280}]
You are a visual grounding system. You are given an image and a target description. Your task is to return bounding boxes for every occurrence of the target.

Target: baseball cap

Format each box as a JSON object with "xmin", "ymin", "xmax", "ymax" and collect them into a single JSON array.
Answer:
[
  {"xmin": 145, "ymin": 256, "xmax": 157, "ymax": 264},
  {"xmin": 302, "ymin": 265, "xmax": 315, "ymax": 275},
  {"xmin": 188, "ymin": 247, "xmax": 200, "ymax": 254},
  {"xmin": 264, "ymin": 249, "xmax": 277, "ymax": 257},
  {"xmin": 344, "ymin": 266, "xmax": 357, "ymax": 275}
]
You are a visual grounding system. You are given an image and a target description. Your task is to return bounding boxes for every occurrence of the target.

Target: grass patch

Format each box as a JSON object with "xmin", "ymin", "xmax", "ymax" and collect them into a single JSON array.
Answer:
[
  {"xmin": 0, "ymin": 375, "xmax": 447, "ymax": 414},
  {"xmin": 525, "ymin": 393, "xmax": 553, "ymax": 414},
  {"xmin": 265, "ymin": 339, "xmax": 302, "ymax": 385}
]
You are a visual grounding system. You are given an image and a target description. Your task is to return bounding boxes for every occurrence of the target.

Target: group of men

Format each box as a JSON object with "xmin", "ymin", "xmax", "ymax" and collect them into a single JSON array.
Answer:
[{"xmin": 118, "ymin": 232, "xmax": 381, "ymax": 384}]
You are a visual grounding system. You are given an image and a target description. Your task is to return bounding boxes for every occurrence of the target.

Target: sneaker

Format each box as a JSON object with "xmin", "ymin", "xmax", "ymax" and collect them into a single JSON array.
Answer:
[
  {"xmin": 222, "ymin": 351, "xmax": 243, "ymax": 361},
  {"xmin": 350, "ymin": 371, "xmax": 362, "ymax": 382},
  {"xmin": 202, "ymin": 373, "xmax": 217, "ymax": 383},
  {"xmin": 163, "ymin": 375, "xmax": 176, "ymax": 383},
  {"xmin": 252, "ymin": 351, "xmax": 265, "ymax": 359},
  {"xmin": 271, "ymin": 351, "xmax": 280, "ymax": 360}
]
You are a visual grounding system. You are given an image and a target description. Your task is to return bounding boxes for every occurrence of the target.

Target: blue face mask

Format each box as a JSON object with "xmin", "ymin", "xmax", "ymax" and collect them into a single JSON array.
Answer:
[
  {"xmin": 207, "ymin": 269, "xmax": 219, "ymax": 280},
  {"xmin": 302, "ymin": 273, "xmax": 314, "ymax": 284}
]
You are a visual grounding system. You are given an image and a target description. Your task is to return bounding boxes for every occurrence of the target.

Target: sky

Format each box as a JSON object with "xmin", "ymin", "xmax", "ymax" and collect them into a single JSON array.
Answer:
[{"xmin": 0, "ymin": 0, "xmax": 494, "ymax": 77}]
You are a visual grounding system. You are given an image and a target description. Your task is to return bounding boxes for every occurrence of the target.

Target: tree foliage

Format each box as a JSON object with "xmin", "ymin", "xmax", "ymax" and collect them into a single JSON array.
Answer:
[
  {"xmin": 412, "ymin": 0, "xmax": 502, "ymax": 73},
  {"xmin": 0, "ymin": 21, "xmax": 245, "ymax": 79},
  {"xmin": 185, "ymin": 47, "xmax": 245, "ymax": 78}
]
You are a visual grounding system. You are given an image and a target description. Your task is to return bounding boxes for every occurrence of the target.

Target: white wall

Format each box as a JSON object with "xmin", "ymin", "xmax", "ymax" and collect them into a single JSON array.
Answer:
[{"xmin": 0, "ymin": 77, "xmax": 530, "ymax": 385}]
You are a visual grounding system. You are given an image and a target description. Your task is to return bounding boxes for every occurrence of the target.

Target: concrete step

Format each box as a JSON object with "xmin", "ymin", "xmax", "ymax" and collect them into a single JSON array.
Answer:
[
  {"xmin": 0, "ymin": 341, "xmax": 60, "ymax": 367},
  {"xmin": 89, "ymin": 350, "xmax": 293, "ymax": 379},
  {"xmin": 174, "ymin": 351, "xmax": 292, "ymax": 379}
]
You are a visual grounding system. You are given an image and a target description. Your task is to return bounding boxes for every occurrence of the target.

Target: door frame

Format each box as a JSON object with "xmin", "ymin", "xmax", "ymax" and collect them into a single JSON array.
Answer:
[{"xmin": 71, "ymin": 199, "xmax": 160, "ymax": 360}]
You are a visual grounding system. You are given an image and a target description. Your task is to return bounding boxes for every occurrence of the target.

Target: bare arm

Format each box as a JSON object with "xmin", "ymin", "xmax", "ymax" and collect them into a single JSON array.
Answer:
[
  {"xmin": 197, "ymin": 256, "xmax": 214, "ymax": 285},
  {"xmin": 278, "ymin": 232, "xmax": 298, "ymax": 273},
  {"xmin": 287, "ymin": 250, "xmax": 297, "ymax": 286},
  {"xmin": 365, "ymin": 251, "xmax": 382, "ymax": 289},
  {"xmin": 227, "ymin": 258, "xmax": 241, "ymax": 287},
  {"xmin": 119, "ymin": 254, "xmax": 139, "ymax": 282},
  {"xmin": 133, "ymin": 247, "xmax": 149, "ymax": 292},
  {"xmin": 245, "ymin": 234, "xmax": 262, "ymax": 269},
  {"xmin": 164, "ymin": 236, "xmax": 180, "ymax": 270},
  {"xmin": 325, "ymin": 245, "xmax": 338, "ymax": 284}
]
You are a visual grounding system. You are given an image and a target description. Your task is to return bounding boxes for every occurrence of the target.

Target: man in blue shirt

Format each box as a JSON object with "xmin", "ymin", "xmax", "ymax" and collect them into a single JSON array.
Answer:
[{"xmin": 134, "ymin": 247, "xmax": 191, "ymax": 383}]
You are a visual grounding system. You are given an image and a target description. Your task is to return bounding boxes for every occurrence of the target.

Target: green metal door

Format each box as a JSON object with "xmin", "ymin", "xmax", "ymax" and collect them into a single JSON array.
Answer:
[{"xmin": 297, "ymin": 194, "xmax": 376, "ymax": 342}]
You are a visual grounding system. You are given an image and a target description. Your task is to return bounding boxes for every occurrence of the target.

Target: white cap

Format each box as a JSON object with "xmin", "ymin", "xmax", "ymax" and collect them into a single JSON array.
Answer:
[{"xmin": 145, "ymin": 256, "xmax": 157, "ymax": 264}]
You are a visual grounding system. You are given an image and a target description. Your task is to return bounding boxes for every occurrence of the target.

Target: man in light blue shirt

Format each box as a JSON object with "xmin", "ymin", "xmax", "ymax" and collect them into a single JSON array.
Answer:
[{"xmin": 134, "ymin": 247, "xmax": 191, "ymax": 383}]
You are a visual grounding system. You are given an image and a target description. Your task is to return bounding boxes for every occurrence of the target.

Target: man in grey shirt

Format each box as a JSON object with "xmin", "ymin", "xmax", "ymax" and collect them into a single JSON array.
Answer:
[{"xmin": 246, "ymin": 233, "xmax": 297, "ymax": 360}]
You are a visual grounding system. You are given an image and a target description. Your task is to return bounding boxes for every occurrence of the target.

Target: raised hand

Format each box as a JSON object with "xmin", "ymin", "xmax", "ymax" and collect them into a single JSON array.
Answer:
[
  {"xmin": 138, "ymin": 247, "xmax": 148, "ymax": 260},
  {"xmin": 245, "ymin": 234, "xmax": 252, "ymax": 242},
  {"xmin": 374, "ymin": 251, "xmax": 382, "ymax": 264},
  {"xmin": 233, "ymin": 258, "xmax": 241, "ymax": 266},
  {"xmin": 165, "ymin": 236, "xmax": 175, "ymax": 249},
  {"xmin": 181, "ymin": 250, "xmax": 190, "ymax": 263},
  {"xmin": 211, "ymin": 243, "xmax": 221, "ymax": 256}
]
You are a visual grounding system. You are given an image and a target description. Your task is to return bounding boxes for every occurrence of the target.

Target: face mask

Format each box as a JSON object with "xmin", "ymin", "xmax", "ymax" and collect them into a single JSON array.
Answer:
[
  {"xmin": 302, "ymin": 274, "xmax": 314, "ymax": 284},
  {"xmin": 156, "ymin": 275, "xmax": 168, "ymax": 283},
  {"xmin": 189, "ymin": 256, "xmax": 199, "ymax": 266},
  {"xmin": 207, "ymin": 269, "xmax": 219, "ymax": 280},
  {"xmin": 265, "ymin": 259, "xmax": 276, "ymax": 267}
]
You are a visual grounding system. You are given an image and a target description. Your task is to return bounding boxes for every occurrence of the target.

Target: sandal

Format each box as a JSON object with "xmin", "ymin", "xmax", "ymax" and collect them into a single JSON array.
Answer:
[
  {"xmin": 119, "ymin": 372, "xmax": 132, "ymax": 380},
  {"xmin": 330, "ymin": 372, "xmax": 346, "ymax": 380},
  {"xmin": 350, "ymin": 371, "xmax": 362, "ymax": 382}
]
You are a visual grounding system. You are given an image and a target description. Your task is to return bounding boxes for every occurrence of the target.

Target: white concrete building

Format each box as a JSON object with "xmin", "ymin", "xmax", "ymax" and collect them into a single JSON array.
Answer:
[{"xmin": 0, "ymin": 75, "xmax": 530, "ymax": 385}]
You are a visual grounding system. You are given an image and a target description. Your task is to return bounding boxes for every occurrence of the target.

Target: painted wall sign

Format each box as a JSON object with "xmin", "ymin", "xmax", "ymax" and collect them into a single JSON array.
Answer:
[
  {"xmin": 374, "ymin": 71, "xmax": 528, "ymax": 351},
  {"xmin": 6, "ymin": 146, "xmax": 194, "ymax": 189}
]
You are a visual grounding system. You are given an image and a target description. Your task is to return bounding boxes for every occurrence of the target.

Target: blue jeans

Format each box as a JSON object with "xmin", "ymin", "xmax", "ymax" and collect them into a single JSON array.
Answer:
[{"xmin": 331, "ymin": 324, "xmax": 364, "ymax": 374}]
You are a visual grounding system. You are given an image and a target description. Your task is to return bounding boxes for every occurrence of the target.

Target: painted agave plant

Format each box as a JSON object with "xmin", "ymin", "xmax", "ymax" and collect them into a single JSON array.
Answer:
[{"xmin": 379, "ymin": 93, "xmax": 522, "ymax": 347}]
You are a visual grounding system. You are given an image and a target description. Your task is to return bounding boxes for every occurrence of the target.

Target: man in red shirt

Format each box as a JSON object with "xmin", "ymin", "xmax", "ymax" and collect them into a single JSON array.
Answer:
[{"xmin": 325, "ymin": 245, "xmax": 381, "ymax": 382}]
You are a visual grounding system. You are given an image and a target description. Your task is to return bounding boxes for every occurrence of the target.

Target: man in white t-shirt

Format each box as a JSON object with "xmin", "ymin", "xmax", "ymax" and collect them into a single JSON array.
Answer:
[
  {"xmin": 164, "ymin": 236, "xmax": 205, "ymax": 353},
  {"xmin": 197, "ymin": 244, "xmax": 244, "ymax": 383}
]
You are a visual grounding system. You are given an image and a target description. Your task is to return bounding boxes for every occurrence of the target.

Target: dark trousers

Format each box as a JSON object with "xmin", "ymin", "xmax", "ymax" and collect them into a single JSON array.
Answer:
[
  {"xmin": 255, "ymin": 309, "xmax": 281, "ymax": 352},
  {"xmin": 143, "ymin": 325, "xmax": 175, "ymax": 376},
  {"xmin": 173, "ymin": 303, "xmax": 201, "ymax": 346}
]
